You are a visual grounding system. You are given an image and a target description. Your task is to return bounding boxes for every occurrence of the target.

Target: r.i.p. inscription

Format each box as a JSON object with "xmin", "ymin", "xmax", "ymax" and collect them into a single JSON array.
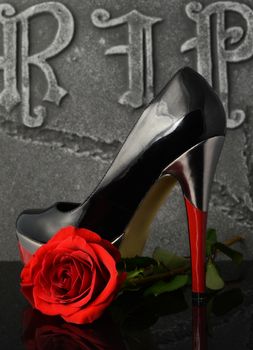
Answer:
[{"xmin": 0, "ymin": 1, "xmax": 252, "ymax": 129}]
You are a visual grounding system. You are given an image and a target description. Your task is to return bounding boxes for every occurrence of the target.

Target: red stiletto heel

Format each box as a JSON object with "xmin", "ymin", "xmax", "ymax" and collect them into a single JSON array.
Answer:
[
  {"xmin": 163, "ymin": 135, "xmax": 225, "ymax": 303},
  {"xmin": 185, "ymin": 197, "xmax": 207, "ymax": 299}
]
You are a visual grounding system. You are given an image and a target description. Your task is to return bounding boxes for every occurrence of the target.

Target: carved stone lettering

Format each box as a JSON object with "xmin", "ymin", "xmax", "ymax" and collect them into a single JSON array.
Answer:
[
  {"xmin": 0, "ymin": 4, "xmax": 20, "ymax": 113},
  {"xmin": 0, "ymin": 2, "xmax": 74, "ymax": 128},
  {"xmin": 181, "ymin": 1, "xmax": 253, "ymax": 129},
  {"xmin": 0, "ymin": 2, "xmax": 252, "ymax": 129},
  {"xmin": 91, "ymin": 9, "xmax": 162, "ymax": 108}
]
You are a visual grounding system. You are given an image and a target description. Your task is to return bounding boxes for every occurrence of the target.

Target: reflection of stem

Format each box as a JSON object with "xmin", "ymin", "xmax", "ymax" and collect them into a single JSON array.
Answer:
[{"xmin": 123, "ymin": 265, "xmax": 190, "ymax": 288}]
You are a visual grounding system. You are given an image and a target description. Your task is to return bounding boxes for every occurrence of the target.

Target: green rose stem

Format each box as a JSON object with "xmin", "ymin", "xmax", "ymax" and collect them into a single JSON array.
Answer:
[
  {"xmin": 213, "ymin": 235, "xmax": 244, "ymax": 259},
  {"xmin": 121, "ymin": 265, "xmax": 191, "ymax": 289},
  {"xmin": 120, "ymin": 235, "xmax": 244, "ymax": 290},
  {"xmin": 221, "ymin": 235, "xmax": 244, "ymax": 247},
  {"xmin": 184, "ymin": 235, "xmax": 244, "ymax": 259}
]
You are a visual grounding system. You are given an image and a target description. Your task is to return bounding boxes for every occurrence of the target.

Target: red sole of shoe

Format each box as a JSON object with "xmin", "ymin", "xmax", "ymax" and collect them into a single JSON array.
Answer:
[{"xmin": 17, "ymin": 199, "xmax": 208, "ymax": 296}]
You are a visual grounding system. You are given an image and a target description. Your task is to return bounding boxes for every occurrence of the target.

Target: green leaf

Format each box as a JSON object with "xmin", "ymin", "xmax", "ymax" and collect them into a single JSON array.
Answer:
[
  {"xmin": 152, "ymin": 247, "xmax": 189, "ymax": 270},
  {"xmin": 121, "ymin": 268, "xmax": 145, "ymax": 290},
  {"xmin": 144, "ymin": 274, "xmax": 189, "ymax": 296},
  {"xmin": 125, "ymin": 269, "xmax": 144, "ymax": 280},
  {"xmin": 206, "ymin": 228, "xmax": 217, "ymax": 256},
  {"xmin": 206, "ymin": 260, "xmax": 225, "ymax": 290},
  {"xmin": 214, "ymin": 242, "xmax": 243, "ymax": 265},
  {"xmin": 117, "ymin": 256, "xmax": 158, "ymax": 272}
]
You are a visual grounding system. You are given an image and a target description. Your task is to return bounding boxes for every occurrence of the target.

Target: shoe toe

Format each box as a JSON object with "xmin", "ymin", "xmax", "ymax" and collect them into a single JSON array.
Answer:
[
  {"xmin": 16, "ymin": 202, "xmax": 81, "ymax": 244},
  {"xmin": 16, "ymin": 208, "xmax": 44, "ymax": 240}
]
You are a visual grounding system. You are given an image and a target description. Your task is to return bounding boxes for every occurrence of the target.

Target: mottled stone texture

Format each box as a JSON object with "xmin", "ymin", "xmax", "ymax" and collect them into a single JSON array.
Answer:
[{"xmin": 0, "ymin": 0, "xmax": 253, "ymax": 260}]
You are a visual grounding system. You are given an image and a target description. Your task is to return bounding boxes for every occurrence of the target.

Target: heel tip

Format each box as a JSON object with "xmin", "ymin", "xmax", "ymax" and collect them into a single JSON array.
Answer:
[{"xmin": 192, "ymin": 292, "xmax": 207, "ymax": 306}]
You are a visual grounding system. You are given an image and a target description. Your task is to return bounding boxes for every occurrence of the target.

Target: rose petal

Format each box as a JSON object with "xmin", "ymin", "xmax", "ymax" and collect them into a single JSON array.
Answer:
[
  {"xmin": 62, "ymin": 302, "xmax": 107, "ymax": 324},
  {"xmin": 20, "ymin": 226, "xmax": 125, "ymax": 325},
  {"xmin": 33, "ymin": 266, "xmax": 97, "ymax": 316},
  {"xmin": 85, "ymin": 244, "xmax": 120, "ymax": 307}
]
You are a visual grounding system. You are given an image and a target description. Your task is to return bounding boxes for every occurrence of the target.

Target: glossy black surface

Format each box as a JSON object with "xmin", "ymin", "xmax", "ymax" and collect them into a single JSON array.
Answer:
[
  {"xmin": 1, "ymin": 260, "xmax": 253, "ymax": 350},
  {"xmin": 16, "ymin": 66, "xmax": 226, "ymax": 245}
]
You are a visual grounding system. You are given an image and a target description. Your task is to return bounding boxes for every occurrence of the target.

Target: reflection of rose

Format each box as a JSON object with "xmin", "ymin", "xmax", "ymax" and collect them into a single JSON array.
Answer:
[
  {"xmin": 21, "ymin": 226, "xmax": 126, "ymax": 324},
  {"xmin": 22, "ymin": 307, "xmax": 127, "ymax": 350}
]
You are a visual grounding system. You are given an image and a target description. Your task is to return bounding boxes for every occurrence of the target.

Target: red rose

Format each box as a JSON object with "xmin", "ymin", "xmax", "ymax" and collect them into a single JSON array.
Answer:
[{"xmin": 20, "ymin": 226, "xmax": 127, "ymax": 324}]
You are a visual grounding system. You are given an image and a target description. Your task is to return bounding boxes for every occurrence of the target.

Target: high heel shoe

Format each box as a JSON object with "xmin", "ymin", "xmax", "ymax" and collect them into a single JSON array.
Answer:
[{"xmin": 16, "ymin": 66, "xmax": 226, "ymax": 302}]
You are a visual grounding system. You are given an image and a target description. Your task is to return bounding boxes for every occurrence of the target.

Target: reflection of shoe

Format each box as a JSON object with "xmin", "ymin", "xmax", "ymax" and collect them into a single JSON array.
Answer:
[
  {"xmin": 192, "ymin": 305, "xmax": 208, "ymax": 349},
  {"xmin": 16, "ymin": 66, "xmax": 226, "ymax": 300}
]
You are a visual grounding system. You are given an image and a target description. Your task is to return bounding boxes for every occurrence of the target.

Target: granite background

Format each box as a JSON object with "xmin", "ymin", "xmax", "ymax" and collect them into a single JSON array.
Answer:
[{"xmin": 0, "ymin": 0, "xmax": 253, "ymax": 260}]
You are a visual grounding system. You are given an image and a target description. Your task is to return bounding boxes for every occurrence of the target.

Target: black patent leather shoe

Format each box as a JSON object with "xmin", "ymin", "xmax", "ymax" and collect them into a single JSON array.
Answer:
[{"xmin": 16, "ymin": 66, "xmax": 226, "ymax": 298}]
